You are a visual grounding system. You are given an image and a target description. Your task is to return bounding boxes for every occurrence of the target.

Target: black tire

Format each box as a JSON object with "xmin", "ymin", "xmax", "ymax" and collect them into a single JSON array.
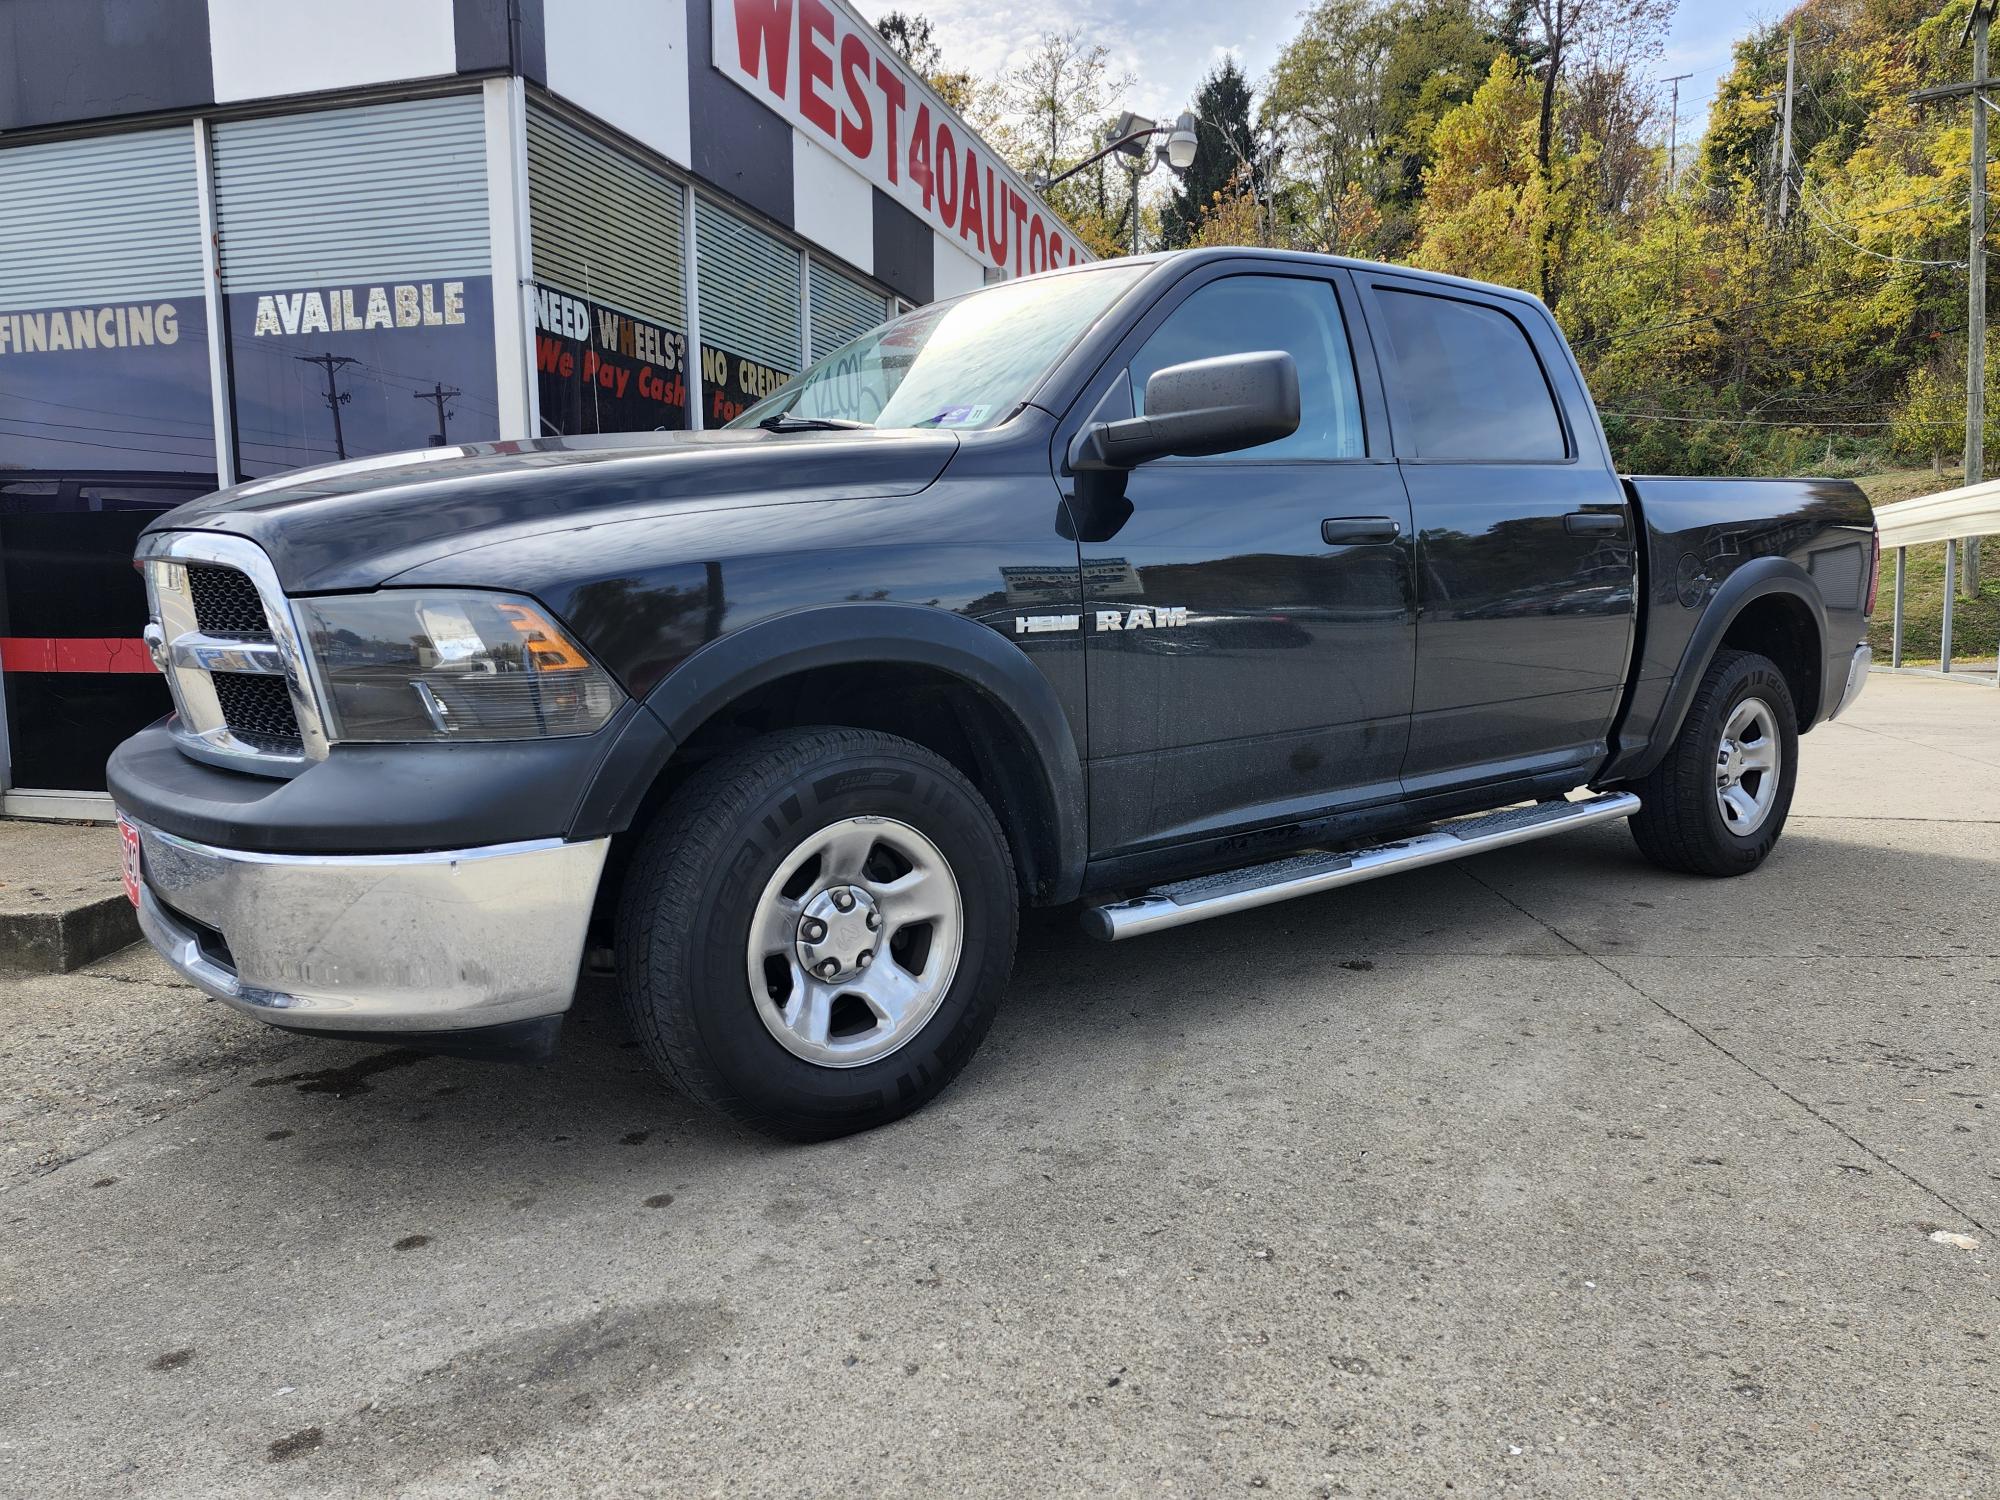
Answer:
[
  {"xmin": 615, "ymin": 727, "xmax": 1017, "ymax": 1140},
  {"xmin": 1626, "ymin": 647, "xmax": 1799, "ymax": 877}
]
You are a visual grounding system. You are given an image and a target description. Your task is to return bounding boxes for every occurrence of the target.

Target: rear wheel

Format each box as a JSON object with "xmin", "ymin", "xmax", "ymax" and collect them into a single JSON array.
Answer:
[
  {"xmin": 1627, "ymin": 647, "xmax": 1798, "ymax": 877},
  {"xmin": 616, "ymin": 728, "xmax": 1017, "ymax": 1139}
]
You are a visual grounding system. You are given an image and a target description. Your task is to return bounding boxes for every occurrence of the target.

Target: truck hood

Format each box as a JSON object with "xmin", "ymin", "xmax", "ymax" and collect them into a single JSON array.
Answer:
[{"xmin": 146, "ymin": 428, "xmax": 960, "ymax": 592}]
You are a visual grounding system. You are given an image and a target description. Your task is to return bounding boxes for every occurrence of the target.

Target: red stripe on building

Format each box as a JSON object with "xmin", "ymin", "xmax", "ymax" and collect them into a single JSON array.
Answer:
[{"xmin": 0, "ymin": 637, "xmax": 157, "ymax": 674}]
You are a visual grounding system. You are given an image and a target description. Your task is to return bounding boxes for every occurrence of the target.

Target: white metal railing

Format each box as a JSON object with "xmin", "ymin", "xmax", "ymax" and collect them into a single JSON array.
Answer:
[{"xmin": 1874, "ymin": 478, "xmax": 2000, "ymax": 678}]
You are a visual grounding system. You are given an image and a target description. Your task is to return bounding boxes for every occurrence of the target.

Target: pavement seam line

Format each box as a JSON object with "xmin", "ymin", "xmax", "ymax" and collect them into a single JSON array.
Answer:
[
  {"xmin": 1832, "ymin": 718, "xmax": 2000, "ymax": 773},
  {"xmin": 1457, "ymin": 863, "xmax": 1993, "ymax": 1235},
  {"xmin": 1789, "ymin": 814, "xmax": 2000, "ymax": 824}
]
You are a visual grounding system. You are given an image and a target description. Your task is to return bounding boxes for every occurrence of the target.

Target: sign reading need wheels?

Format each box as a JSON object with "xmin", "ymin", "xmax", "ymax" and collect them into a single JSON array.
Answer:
[{"xmin": 712, "ymin": 0, "xmax": 1090, "ymax": 279}]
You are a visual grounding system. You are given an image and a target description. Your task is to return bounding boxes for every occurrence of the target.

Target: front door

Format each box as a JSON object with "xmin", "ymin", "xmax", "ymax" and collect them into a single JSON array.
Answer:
[
  {"xmin": 1358, "ymin": 274, "xmax": 1636, "ymax": 794},
  {"xmin": 1060, "ymin": 265, "xmax": 1417, "ymax": 856}
]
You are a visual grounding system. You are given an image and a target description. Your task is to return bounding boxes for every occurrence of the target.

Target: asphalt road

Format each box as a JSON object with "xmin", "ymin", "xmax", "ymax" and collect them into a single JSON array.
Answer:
[{"xmin": 2, "ymin": 673, "xmax": 1995, "ymax": 1497}]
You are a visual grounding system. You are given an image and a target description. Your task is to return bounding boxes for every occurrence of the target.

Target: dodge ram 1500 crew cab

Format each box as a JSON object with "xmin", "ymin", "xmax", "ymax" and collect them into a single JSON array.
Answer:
[{"xmin": 110, "ymin": 249, "xmax": 1876, "ymax": 1138}]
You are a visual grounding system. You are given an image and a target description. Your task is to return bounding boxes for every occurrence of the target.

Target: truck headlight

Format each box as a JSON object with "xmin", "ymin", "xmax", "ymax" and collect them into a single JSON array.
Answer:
[{"xmin": 296, "ymin": 590, "xmax": 624, "ymax": 742}]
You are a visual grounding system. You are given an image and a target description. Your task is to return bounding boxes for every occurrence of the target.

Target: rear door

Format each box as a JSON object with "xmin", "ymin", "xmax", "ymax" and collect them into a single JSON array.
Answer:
[
  {"xmin": 1357, "ymin": 273, "xmax": 1635, "ymax": 795},
  {"xmin": 1056, "ymin": 260, "xmax": 1416, "ymax": 855}
]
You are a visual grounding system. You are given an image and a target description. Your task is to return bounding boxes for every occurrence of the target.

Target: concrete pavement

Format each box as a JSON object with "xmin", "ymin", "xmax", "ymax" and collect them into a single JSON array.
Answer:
[{"xmin": 1, "ymin": 673, "xmax": 1994, "ymax": 1497}]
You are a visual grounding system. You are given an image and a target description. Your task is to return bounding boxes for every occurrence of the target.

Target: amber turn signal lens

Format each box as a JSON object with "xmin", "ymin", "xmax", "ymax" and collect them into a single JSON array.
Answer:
[{"xmin": 496, "ymin": 601, "xmax": 590, "ymax": 671}]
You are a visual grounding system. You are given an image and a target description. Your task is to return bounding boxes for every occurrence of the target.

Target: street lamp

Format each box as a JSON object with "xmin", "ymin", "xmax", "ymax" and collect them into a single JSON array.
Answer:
[{"xmin": 1032, "ymin": 110, "xmax": 1200, "ymax": 257}]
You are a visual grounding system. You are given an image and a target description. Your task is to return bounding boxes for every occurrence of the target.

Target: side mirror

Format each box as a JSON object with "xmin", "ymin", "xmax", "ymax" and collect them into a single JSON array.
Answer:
[{"xmin": 1069, "ymin": 351, "xmax": 1300, "ymax": 471}]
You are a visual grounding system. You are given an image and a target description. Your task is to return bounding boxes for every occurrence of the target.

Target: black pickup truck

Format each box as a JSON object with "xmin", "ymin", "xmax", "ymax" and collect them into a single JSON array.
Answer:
[{"xmin": 110, "ymin": 249, "xmax": 1875, "ymax": 1138}]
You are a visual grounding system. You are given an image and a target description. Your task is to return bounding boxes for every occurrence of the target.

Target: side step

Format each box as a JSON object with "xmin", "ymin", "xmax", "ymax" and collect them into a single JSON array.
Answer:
[{"xmin": 1080, "ymin": 791, "xmax": 1640, "ymax": 942}]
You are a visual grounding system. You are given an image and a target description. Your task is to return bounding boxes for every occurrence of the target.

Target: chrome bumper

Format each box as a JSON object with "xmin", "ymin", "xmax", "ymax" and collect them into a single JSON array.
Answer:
[
  {"xmin": 122, "ymin": 815, "xmax": 609, "ymax": 1033},
  {"xmin": 1829, "ymin": 643, "xmax": 1872, "ymax": 720}
]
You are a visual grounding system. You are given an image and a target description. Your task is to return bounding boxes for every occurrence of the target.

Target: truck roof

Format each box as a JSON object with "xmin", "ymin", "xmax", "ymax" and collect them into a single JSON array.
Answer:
[{"xmin": 1006, "ymin": 246, "xmax": 1555, "ymax": 316}]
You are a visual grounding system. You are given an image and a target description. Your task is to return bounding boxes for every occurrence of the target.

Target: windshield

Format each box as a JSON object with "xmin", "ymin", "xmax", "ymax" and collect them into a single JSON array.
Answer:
[{"xmin": 730, "ymin": 263, "xmax": 1147, "ymax": 432}]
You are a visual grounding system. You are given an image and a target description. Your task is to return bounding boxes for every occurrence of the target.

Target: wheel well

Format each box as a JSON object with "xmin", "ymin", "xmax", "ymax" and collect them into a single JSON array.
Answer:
[
  {"xmin": 610, "ymin": 662, "xmax": 1065, "ymax": 912},
  {"xmin": 1721, "ymin": 593, "xmax": 1822, "ymax": 726}
]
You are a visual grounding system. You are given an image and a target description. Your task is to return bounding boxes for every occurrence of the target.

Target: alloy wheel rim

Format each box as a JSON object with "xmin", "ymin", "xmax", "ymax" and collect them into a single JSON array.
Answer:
[
  {"xmin": 1714, "ymin": 696, "xmax": 1781, "ymax": 836},
  {"xmin": 745, "ymin": 816, "xmax": 963, "ymax": 1068}
]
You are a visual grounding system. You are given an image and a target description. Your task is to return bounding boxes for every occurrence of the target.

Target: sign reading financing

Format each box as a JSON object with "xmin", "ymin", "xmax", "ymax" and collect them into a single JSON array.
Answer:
[
  {"xmin": 0, "ymin": 298, "xmax": 215, "ymax": 472},
  {"xmin": 713, "ymin": 0, "xmax": 1087, "ymax": 279}
]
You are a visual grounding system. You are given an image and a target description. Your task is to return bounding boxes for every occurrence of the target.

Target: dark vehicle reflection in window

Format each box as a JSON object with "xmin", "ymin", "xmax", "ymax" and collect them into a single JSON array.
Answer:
[{"xmin": 1, "ymin": 473, "xmax": 211, "ymax": 791}]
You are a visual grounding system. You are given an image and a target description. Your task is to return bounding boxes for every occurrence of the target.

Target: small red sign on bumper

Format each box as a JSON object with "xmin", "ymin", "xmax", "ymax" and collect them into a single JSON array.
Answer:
[{"xmin": 118, "ymin": 819, "xmax": 142, "ymax": 907}]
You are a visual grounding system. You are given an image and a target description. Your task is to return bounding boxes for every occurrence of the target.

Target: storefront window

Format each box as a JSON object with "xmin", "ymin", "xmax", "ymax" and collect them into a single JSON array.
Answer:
[
  {"xmin": 224, "ymin": 277, "xmax": 501, "ymax": 476},
  {"xmin": 0, "ymin": 299, "xmax": 216, "ymax": 473},
  {"xmin": 534, "ymin": 284, "xmax": 688, "ymax": 435},
  {"xmin": 211, "ymin": 97, "xmax": 499, "ymax": 479},
  {"xmin": 1, "ymin": 479, "xmax": 192, "ymax": 791},
  {"xmin": 528, "ymin": 108, "xmax": 691, "ymax": 437},
  {"xmin": 0, "ymin": 128, "xmax": 214, "ymax": 792},
  {"xmin": 808, "ymin": 258, "xmax": 891, "ymax": 363},
  {"xmin": 695, "ymin": 198, "xmax": 801, "ymax": 426}
]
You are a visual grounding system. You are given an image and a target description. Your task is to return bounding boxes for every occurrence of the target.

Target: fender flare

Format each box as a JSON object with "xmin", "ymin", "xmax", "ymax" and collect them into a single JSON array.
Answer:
[
  {"xmin": 1621, "ymin": 558, "xmax": 1828, "ymax": 780},
  {"xmin": 579, "ymin": 603, "xmax": 1089, "ymax": 904}
]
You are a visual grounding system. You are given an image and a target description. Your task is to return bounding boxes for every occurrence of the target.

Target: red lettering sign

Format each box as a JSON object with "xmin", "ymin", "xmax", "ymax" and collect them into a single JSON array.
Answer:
[{"xmin": 711, "ymin": 0, "xmax": 1086, "ymax": 276}]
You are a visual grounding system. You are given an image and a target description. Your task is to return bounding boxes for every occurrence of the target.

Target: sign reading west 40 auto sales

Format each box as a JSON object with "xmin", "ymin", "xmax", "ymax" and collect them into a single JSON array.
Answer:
[{"xmin": 712, "ymin": 0, "xmax": 1090, "ymax": 279}]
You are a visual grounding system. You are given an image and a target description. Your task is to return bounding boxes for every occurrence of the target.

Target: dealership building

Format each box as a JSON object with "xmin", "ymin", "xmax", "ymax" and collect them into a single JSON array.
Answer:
[{"xmin": 0, "ymin": 0, "xmax": 1086, "ymax": 817}]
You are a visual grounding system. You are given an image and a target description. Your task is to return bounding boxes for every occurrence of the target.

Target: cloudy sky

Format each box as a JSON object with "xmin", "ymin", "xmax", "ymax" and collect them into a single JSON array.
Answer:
[{"xmin": 853, "ymin": 0, "xmax": 1776, "ymax": 145}]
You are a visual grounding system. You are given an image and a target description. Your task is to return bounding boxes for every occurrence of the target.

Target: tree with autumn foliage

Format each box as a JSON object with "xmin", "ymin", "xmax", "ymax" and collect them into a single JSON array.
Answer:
[{"xmin": 1408, "ymin": 53, "xmax": 1599, "ymax": 298}]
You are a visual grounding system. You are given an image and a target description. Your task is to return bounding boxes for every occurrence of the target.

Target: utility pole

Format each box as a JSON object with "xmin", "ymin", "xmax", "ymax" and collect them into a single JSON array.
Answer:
[
  {"xmin": 1777, "ymin": 28, "xmax": 1797, "ymax": 222},
  {"xmin": 1967, "ymin": 2, "xmax": 1988, "ymax": 593},
  {"xmin": 295, "ymin": 353, "xmax": 357, "ymax": 460},
  {"xmin": 413, "ymin": 381, "xmax": 460, "ymax": 446},
  {"xmin": 1662, "ymin": 72, "xmax": 1693, "ymax": 195},
  {"xmin": 1910, "ymin": 0, "xmax": 1996, "ymax": 597}
]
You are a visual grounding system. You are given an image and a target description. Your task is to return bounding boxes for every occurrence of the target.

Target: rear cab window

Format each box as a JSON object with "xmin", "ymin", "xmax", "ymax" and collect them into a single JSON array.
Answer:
[{"xmin": 1370, "ymin": 287, "xmax": 1568, "ymax": 461}]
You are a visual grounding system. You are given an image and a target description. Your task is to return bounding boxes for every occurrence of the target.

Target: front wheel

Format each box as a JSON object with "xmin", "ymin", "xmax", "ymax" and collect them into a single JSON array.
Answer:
[
  {"xmin": 1626, "ymin": 647, "xmax": 1799, "ymax": 877},
  {"xmin": 616, "ymin": 728, "xmax": 1017, "ymax": 1139}
]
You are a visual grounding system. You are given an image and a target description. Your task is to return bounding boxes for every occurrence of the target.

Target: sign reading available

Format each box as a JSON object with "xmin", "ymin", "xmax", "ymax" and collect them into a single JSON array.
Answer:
[{"xmin": 712, "ymin": 0, "xmax": 1088, "ymax": 279}]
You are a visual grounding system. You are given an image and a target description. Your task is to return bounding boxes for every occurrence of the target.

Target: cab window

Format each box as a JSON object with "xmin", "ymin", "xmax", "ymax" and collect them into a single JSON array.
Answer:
[
  {"xmin": 1372, "ymin": 289, "xmax": 1567, "ymax": 461},
  {"xmin": 1128, "ymin": 275, "xmax": 1365, "ymax": 460}
]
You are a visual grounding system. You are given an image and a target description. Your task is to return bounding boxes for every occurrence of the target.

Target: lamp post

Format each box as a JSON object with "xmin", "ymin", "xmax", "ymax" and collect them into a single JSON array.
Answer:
[
  {"xmin": 1032, "ymin": 110, "xmax": 1199, "ymax": 257},
  {"xmin": 1216, "ymin": 124, "xmax": 1283, "ymax": 245}
]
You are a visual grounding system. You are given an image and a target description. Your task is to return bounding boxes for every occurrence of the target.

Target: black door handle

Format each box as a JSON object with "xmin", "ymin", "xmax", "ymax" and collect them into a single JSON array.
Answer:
[
  {"xmin": 1564, "ymin": 511, "xmax": 1627, "ymax": 537},
  {"xmin": 1322, "ymin": 516, "xmax": 1402, "ymax": 546}
]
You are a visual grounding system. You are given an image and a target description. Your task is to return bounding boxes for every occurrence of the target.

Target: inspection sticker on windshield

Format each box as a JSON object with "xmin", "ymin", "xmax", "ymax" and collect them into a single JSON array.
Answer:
[{"xmin": 928, "ymin": 404, "xmax": 992, "ymax": 427}]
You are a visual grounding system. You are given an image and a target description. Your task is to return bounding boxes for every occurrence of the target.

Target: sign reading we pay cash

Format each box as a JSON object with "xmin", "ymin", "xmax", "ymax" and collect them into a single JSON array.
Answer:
[{"xmin": 250, "ymin": 280, "xmax": 466, "ymax": 337}]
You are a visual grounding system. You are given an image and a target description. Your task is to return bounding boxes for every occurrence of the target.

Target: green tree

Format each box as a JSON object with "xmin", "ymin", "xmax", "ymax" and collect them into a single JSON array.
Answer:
[
  {"xmin": 988, "ymin": 30, "xmax": 1140, "ymax": 258},
  {"xmin": 1264, "ymin": 0, "xmax": 1513, "ymax": 256},
  {"xmin": 1161, "ymin": 58, "xmax": 1258, "ymax": 249},
  {"xmin": 1411, "ymin": 53, "xmax": 1597, "ymax": 298},
  {"xmin": 1891, "ymin": 358, "xmax": 1963, "ymax": 476},
  {"xmin": 874, "ymin": 10, "xmax": 978, "ymax": 115}
]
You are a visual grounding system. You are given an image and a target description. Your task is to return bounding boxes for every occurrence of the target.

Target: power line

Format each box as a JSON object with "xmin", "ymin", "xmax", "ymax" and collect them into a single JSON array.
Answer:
[
  {"xmin": 1791, "ymin": 176, "xmax": 1967, "ymax": 266},
  {"xmin": 1567, "ymin": 268, "xmax": 1905, "ymax": 352},
  {"xmin": 0, "ymin": 386, "xmax": 217, "ymax": 431},
  {"xmin": 1599, "ymin": 408, "xmax": 1896, "ymax": 427},
  {"xmin": 0, "ymin": 413, "xmax": 218, "ymax": 446}
]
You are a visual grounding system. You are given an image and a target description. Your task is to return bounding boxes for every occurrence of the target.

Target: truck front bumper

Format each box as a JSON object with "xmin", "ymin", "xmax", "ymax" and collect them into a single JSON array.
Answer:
[{"xmin": 122, "ymin": 814, "xmax": 609, "ymax": 1036}]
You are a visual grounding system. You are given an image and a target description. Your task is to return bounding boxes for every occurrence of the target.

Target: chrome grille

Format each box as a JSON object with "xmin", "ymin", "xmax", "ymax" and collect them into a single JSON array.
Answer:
[
  {"xmin": 186, "ymin": 564, "xmax": 273, "ymax": 638},
  {"xmin": 211, "ymin": 671, "xmax": 303, "ymax": 749},
  {"xmin": 139, "ymin": 532, "xmax": 330, "ymax": 777}
]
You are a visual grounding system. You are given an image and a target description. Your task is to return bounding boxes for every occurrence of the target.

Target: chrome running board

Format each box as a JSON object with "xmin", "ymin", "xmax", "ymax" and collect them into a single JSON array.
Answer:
[{"xmin": 1080, "ymin": 792, "xmax": 1641, "ymax": 942}]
